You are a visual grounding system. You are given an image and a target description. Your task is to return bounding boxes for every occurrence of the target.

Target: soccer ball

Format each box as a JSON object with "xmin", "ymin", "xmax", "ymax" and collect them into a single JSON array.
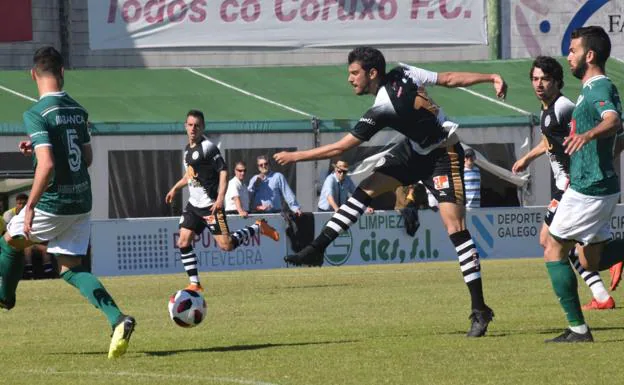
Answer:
[{"xmin": 168, "ymin": 289, "xmax": 207, "ymax": 328}]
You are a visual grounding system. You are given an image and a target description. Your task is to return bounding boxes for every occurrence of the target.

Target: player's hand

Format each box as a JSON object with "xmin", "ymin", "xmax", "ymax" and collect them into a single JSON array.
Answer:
[
  {"xmin": 365, "ymin": 207, "xmax": 374, "ymax": 214},
  {"xmin": 238, "ymin": 209, "xmax": 248, "ymax": 218},
  {"xmin": 512, "ymin": 157, "xmax": 528, "ymax": 174},
  {"xmin": 165, "ymin": 189, "xmax": 176, "ymax": 204},
  {"xmin": 273, "ymin": 151, "xmax": 298, "ymax": 166},
  {"xmin": 564, "ymin": 132, "xmax": 591, "ymax": 155},
  {"xmin": 211, "ymin": 196, "xmax": 224, "ymax": 214},
  {"xmin": 292, "ymin": 208, "xmax": 302, "ymax": 217},
  {"xmin": 18, "ymin": 141, "xmax": 33, "ymax": 156},
  {"xmin": 23, "ymin": 204, "xmax": 35, "ymax": 238},
  {"xmin": 492, "ymin": 75, "xmax": 507, "ymax": 100}
]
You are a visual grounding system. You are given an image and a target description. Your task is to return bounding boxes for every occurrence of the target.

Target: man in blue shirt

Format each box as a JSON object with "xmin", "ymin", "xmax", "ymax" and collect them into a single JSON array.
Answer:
[
  {"xmin": 248, "ymin": 155, "xmax": 302, "ymax": 215},
  {"xmin": 463, "ymin": 149, "xmax": 481, "ymax": 208},
  {"xmin": 318, "ymin": 160, "xmax": 356, "ymax": 212}
]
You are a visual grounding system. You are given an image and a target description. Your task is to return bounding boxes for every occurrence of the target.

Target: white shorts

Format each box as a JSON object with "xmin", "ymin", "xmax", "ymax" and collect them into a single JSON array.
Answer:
[
  {"xmin": 549, "ymin": 188, "xmax": 619, "ymax": 245},
  {"xmin": 6, "ymin": 208, "xmax": 91, "ymax": 255}
]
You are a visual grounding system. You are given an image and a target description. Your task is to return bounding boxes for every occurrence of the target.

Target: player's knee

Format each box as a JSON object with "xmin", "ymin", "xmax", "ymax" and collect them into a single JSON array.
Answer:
[{"xmin": 219, "ymin": 240, "xmax": 234, "ymax": 251}]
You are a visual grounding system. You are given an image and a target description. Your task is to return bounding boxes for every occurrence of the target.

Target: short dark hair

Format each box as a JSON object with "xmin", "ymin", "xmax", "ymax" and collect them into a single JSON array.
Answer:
[
  {"xmin": 571, "ymin": 26, "xmax": 611, "ymax": 69},
  {"xmin": 348, "ymin": 47, "xmax": 386, "ymax": 76},
  {"xmin": 530, "ymin": 56, "xmax": 565, "ymax": 90},
  {"xmin": 186, "ymin": 109, "xmax": 205, "ymax": 126},
  {"xmin": 15, "ymin": 193, "xmax": 28, "ymax": 202},
  {"xmin": 33, "ymin": 46, "xmax": 64, "ymax": 84}
]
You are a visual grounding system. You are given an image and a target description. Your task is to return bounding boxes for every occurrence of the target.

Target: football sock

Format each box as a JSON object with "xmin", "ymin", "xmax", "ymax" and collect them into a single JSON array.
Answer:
[
  {"xmin": 43, "ymin": 262, "xmax": 54, "ymax": 275},
  {"xmin": 60, "ymin": 265, "xmax": 122, "ymax": 327},
  {"xmin": 546, "ymin": 260, "xmax": 585, "ymax": 327},
  {"xmin": 449, "ymin": 230, "xmax": 486, "ymax": 310},
  {"xmin": 24, "ymin": 264, "xmax": 34, "ymax": 278},
  {"xmin": 180, "ymin": 246, "xmax": 200, "ymax": 284},
  {"xmin": 0, "ymin": 237, "xmax": 24, "ymax": 308},
  {"xmin": 569, "ymin": 251, "xmax": 610, "ymax": 302},
  {"xmin": 230, "ymin": 223, "xmax": 259, "ymax": 249},
  {"xmin": 310, "ymin": 188, "xmax": 372, "ymax": 251},
  {"xmin": 598, "ymin": 239, "xmax": 624, "ymax": 271}
]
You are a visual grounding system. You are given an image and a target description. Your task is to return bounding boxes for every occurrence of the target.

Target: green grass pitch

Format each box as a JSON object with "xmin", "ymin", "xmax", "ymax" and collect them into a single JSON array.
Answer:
[{"xmin": 1, "ymin": 259, "xmax": 622, "ymax": 385}]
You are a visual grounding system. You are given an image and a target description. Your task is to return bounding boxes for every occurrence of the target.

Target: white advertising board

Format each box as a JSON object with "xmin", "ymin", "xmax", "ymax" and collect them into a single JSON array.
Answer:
[
  {"xmin": 89, "ymin": 0, "xmax": 487, "ymax": 50},
  {"xmin": 507, "ymin": 0, "xmax": 624, "ymax": 59}
]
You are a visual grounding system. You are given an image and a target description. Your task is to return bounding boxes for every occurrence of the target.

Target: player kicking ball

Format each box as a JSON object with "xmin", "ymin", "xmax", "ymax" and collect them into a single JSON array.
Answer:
[
  {"xmin": 166, "ymin": 110, "xmax": 280, "ymax": 292},
  {"xmin": 274, "ymin": 47, "xmax": 507, "ymax": 337}
]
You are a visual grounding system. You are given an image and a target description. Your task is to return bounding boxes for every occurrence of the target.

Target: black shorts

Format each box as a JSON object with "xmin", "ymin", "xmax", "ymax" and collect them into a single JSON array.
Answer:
[
  {"xmin": 180, "ymin": 203, "xmax": 230, "ymax": 235},
  {"xmin": 544, "ymin": 188, "xmax": 565, "ymax": 226},
  {"xmin": 374, "ymin": 138, "xmax": 465, "ymax": 205}
]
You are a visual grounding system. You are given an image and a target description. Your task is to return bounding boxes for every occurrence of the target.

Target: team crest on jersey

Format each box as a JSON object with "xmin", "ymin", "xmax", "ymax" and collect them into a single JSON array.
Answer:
[
  {"xmin": 375, "ymin": 156, "xmax": 386, "ymax": 168},
  {"xmin": 433, "ymin": 175, "xmax": 449, "ymax": 190},
  {"xmin": 544, "ymin": 115, "xmax": 551, "ymax": 127},
  {"xmin": 192, "ymin": 151, "xmax": 199, "ymax": 160}
]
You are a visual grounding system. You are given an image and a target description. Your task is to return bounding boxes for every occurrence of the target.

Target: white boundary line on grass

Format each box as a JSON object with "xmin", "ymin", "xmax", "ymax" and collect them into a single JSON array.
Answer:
[
  {"xmin": 457, "ymin": 87, "xmax": 532, "ymax": 116},
  {"xmin": 185, "ymin": 68, "xmax": 313, "ymax": 118},
  {"xmin": 19, "ymin": 369, "xmax": 281, "ymax": 385},
  {"xmin": 0, "ymin": 84, "xmax": 37, "ymax": 102},
  {"xmin": 614, "ymin": 57, "xmax": 624, "ymax": 65}
]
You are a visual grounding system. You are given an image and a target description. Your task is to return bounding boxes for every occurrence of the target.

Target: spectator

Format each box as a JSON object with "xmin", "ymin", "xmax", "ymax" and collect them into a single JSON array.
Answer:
[
  {"xmin": 4, "ymin": 194, "xmax": 55, "ymax": 279},
  {"xmin": 248, "ymin": 155, "xmax": 301, "ymax": 215},
  {"xmin": 318, "ymin": 160, "xmax": 356, "ymax": 212},
  {"xmin": 464, "ymin": 149, "xmax": 481, "ymax": 208},
  {"xmin": 225, "ymin": 161, "xmax": 250, "ymax": 217}
]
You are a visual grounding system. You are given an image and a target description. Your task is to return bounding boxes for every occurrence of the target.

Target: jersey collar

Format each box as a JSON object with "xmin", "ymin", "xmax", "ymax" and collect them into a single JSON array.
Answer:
[
  {"xmin": 583, "ymin": 75, "xmax": 606, "ymax": 88},
  {"xmin": 39, "ymin": 91, "xmax": 66, "ymax": 100}
]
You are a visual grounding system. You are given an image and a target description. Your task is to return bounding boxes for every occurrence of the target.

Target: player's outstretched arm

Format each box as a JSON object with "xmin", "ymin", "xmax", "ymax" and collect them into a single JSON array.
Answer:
[
  {"xmin": 437, "ymin": 72, "xmax": 507, "ymax": 99},
  {"xmin": 512, "ymin": 138, "xmax": 547, "ymax": 173},
  {"xmin": 274, "ymin": 134, "xmax": 362, "ymax": 165},
  {"xmin": 165, "ymin": 175, "xmax": 188, "ymax": 204}
]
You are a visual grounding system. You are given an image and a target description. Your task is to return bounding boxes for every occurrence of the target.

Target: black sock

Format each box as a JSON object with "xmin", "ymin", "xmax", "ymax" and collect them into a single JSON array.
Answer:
[
  {"xmin": 311, "ymin": 188, "xmax": 372, "ymax": 251},
  {"xmin": 599, "ymin": 239, "xmax": 624, "ymax": 270},
  {"xmin": 449, "ymin": 230, "xmax": 485, "ymax": 310},
  {"xmin": 230, "ymin": 223, "xmax": 258, "ymax": 249},
  {"xmin": 43, "ymin": 263, "xmax": 54, "ymax": 274},
  {"xmin": 180, "ymin": 246, "xmax": 200, "ymax": 284}
]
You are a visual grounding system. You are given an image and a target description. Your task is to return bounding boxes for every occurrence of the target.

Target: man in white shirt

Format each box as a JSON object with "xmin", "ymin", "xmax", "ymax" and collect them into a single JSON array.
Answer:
[{"xmin": 225, "ymin": 161, "xmax": 250, "ymax": 217}]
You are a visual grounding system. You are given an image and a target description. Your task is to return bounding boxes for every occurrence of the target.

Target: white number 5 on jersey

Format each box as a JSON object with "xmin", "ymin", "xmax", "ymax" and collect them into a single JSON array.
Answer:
[{"xmin": 67, "ymin": 128, "xmax": 82, "ymax": 172}]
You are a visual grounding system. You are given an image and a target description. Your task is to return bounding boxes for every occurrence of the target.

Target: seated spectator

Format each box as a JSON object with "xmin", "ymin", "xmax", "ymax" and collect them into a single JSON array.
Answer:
[
  {"xmin": 318, "ymin": 160, "xmax": 357, "ymax": 212},
  {"xmin": 248, "ymin": 155, "xmax": 301, "ymax": 215},
  {"xmin": 225, "ymin": 161, "xmax": 250, "ymax": 217}
]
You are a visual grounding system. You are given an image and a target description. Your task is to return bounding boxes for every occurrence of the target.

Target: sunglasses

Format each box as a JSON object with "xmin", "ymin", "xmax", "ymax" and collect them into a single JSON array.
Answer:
[
  {"xmin": 236, "ymin": 169, "xmax": 246, "ymax": 172},
  {"xmin": 258, "ymin": 163, "xmax": 269, "ymax": 167},
  {"xmin": 336, "ymin": 169, "xmax": 347, "ymax": 174}
]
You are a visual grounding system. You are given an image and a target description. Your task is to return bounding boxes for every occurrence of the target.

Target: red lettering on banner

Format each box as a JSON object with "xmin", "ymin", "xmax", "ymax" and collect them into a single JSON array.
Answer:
[
  {"xmin": 144, "ymin": 0, "xmax": 165, "ymax": 23},
  {"xmin": 301, "ymin": 0, "xmax": 320, "ymax": 21},
  {"xmin": 439, "ymin": 0, "xmax": 461, "ymax": 19},
  {"xmin": 108, "ymin": 0, "xmax": 207, "ymax": 24},
  {"xmin": 410, "ymin": 0, "xmax": 429, "ymax": 19},
  {"xmin": 275, "ymin": 0, "xmax": 296, "ymax": 22},
  {"xmin": 221, "ymin": 0, "xmax": 238, "ymax": 22},
  {"xmin": 221, "ymin": 0, "xmax": 260, "ymax": 23},
  {"xmin": 321, "ymin": 0, "xmax": 337, "ymax": 21},
  {"xmin": 359, "ymin": 0, "xmax": 376, "ymax": 20},
  {"xmin": 338, "ymin": 0, "xmax": 356, "ymax": 20},
  {"xmin": 241, "ymin": 0, "xmax": 260, "ymax": 22},
  {"xmin": 378, "ymin": 0, "xmax": 397, "ymax": 20}
]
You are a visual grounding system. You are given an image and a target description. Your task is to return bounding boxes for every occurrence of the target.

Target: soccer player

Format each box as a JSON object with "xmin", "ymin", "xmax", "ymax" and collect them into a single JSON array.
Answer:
[
  {"xmin": 543, "ymin": 26, "xmax": 622, "ymax": 342},
  {"xmin": 274, "ymin": 47, "xmax": 507, "ymax": 337},
  {"xmin": 165, "ymin": 110, "xmax": 280, "ymax": 292},
  {"xmin": 0, "ymin": 46, "xmax": 135, "ymax": 359},
  {"xmin": 512, "ymin": 56, "xmax": 615, "ymax": 310}
]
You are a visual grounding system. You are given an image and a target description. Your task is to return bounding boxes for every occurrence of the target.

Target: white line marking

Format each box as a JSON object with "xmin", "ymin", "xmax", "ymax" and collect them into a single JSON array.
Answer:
[
  {"xmin": 458, "ymin": 87, "xmax": 532, "ymax": 116},
  {"xmin": 19, "ymin": 369, "xmax": 280, "ymax": 385},
  {"xmin": 185, "ymin": 68, "xmax": 313, "ymax": 118},
  {"xmin": 0, "ymin": 84, "xmax": 37, "ymax": 102},
  {"xmin": 614, "ymin": 57, "xmax": 624, "ymax": 65}
]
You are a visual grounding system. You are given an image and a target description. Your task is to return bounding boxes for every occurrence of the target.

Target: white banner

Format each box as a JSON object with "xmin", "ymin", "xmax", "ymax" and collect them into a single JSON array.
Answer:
[
  {"xmin": 89, "ymin": 0, "xmax": 488, "ymax": 50},
  {"xmin": 90, "ymin": 215, "xmax": 287, "ymax": 276},
  {"xmin": 506, "ymin": 0, "xmax": 624, "ymax": 59}
]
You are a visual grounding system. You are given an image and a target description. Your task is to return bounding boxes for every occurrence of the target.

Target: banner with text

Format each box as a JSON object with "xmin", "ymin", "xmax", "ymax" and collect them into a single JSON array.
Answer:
[
  {"xmin": 507, "ymin": 0, "xmax": 624, "ymax": 58},
  {"xmin": 91, "ymin": 215, "xmax": 287, "ymax": 276},
  {"xmin": 89, "ymin": 0, "xmax": 487, "ymax": 50}
]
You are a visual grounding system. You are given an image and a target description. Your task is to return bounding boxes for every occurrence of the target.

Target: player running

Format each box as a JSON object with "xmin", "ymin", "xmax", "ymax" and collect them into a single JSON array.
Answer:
[
  {"xmin": 274, "ymin": 47, "xmax": 507, "ymax": 337},
  {"xmin": 512, "ymin": 56, "xmax": 616, "ymax": 310},
  {"xmin": 166, "ymin": 110, "xmax": 280, "ymax": 292},
  {"xmin": 0, "ymin": 46, "xmax": 135, "ymax": 359}
]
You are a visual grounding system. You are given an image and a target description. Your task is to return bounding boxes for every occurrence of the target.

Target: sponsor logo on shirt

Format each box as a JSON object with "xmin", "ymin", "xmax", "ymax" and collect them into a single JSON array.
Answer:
[
  {"xmin": 433, "ymin": 175, "xmax": 450, "ymax": 190},
  {"xmin": 359, "ymin": 117, "xmax": 375, "ymax": 126}
]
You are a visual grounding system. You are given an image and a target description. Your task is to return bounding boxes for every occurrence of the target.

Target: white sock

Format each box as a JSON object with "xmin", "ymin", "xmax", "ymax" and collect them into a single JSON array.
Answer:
[
  {"xmin": 570, "ymin": 324, "xmax": 589, "ymax": 334},
  {"xmin": 590, "ymin": 282, "xmax": 611, "ymax": 302}
]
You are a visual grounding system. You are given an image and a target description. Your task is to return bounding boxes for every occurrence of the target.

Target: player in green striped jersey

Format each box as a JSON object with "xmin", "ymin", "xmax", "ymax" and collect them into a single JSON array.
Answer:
[{"xmin": 0, "ymin": 47, "xmax": 135, "ymax": 358}]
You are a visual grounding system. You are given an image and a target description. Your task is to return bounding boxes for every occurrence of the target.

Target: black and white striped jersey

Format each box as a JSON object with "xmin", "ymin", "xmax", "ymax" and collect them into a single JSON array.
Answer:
[
  {"xmin": 350, "ymin": 64, "xmax": 458, "ymax": 155},
  {"xmin": 183, "ymin": 136, "xmax": 226, "ymax": 208},
  {"xmin": 540, "ymin": 94, "xmax": 575, "ymax": 191}
]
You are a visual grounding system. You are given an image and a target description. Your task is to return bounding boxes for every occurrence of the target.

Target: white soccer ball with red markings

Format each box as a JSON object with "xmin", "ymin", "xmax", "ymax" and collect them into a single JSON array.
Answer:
[{"xmin": 168, "ymin": 289, "xmax": 207, "ymax": 328}]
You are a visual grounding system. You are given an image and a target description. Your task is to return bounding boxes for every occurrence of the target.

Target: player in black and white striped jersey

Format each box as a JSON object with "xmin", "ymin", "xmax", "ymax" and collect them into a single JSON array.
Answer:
[
  {"xmin": 274, "ymin": 47, "xmax": 508, "ymax": 337},
  {"xmin": 512, "ymin": 56, "xmax": 616, "ymax": 310}
]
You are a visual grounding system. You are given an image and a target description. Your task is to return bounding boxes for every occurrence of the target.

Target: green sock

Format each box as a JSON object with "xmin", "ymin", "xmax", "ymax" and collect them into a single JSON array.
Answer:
[
  {"xmin": 598, "ymin": 239, "xmax": 624, "ymax": 270},
  {"xmin": 0, "ymin": 237, "xmax": 25, "ymax": 309},
  {"xmin": 546, "ymin": 260, "xmax": 584, "ymax": 327},
  {"xmin": 60, "ymin": 265, "xmax": 122, "ymax": 327}
]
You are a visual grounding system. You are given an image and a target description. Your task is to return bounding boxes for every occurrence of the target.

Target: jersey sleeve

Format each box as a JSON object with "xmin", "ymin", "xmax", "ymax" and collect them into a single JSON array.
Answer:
[
  {"xmin": 350, "ymin": 88, "xmax": 394, "ymax": 142},
  {"xmin": 23, "ymin": 110, "xmax": 51, "ymax": 148},
  {"xmin": 202, "ymin": 142, "xmax": 226, "ymax": 172},
  {"xmin": 590, "ymin": 83, "xmax": 622, "ymax": 118},
  {"xmin": 554, "ymin": 98, "xmax": 574, "ymax": 128},
  {"xmin": 398, "ymin": 63, "xmax": 438, "ymax": 87}
]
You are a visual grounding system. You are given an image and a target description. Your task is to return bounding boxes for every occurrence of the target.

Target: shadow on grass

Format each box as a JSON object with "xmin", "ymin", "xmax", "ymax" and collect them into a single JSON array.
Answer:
[
  {"xmin": 280, "ymin": 283, "xmax": 352, "ymax": 290},
  {"xmin": 51, "ymin": 339, "xmax": 360, "ymax": 357},
  {"xmin": 442, "ymin": 325, "xmax": 624, "ymax": 338}
]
